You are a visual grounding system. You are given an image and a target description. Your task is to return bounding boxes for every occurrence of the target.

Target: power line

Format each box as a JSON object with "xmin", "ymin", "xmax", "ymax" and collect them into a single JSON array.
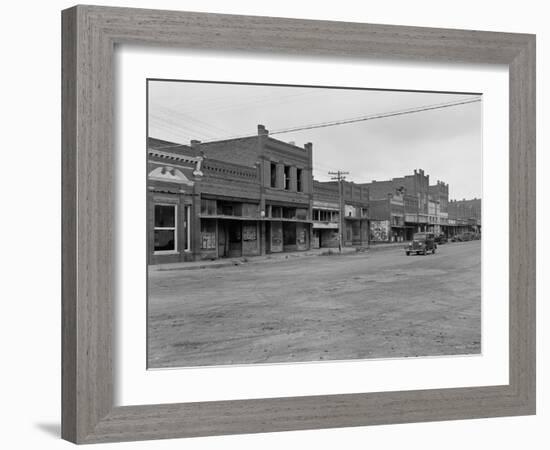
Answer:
[
  {"xmin": 200, "ymin": 97, "xmax": 481, "ymax": 143},
  {"xmin": 269, "ymin": 97, "xmax": 481, "ymax": 136},
  {"xmin": 151, "ymin": 96, "xmax": 481, "ymax": 148}
]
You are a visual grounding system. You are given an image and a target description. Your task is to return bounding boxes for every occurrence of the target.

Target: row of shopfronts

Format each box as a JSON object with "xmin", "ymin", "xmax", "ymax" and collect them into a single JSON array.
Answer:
[
  {"xmin": 364, "ymin": 172, "xmax": 481, "ymax": 244},
  {"xmin": 148, "ymin": 126, "xmax": 317, "ymax": 264},
  {"xmin": 148, "ymin": 127, "xmax": 481, "ymax": 264}
]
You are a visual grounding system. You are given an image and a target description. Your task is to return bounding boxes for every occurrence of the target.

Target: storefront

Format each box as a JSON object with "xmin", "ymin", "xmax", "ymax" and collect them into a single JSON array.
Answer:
[{"xmin": 264, "ymin": 203, "xmax": 311, "ymax": 253}]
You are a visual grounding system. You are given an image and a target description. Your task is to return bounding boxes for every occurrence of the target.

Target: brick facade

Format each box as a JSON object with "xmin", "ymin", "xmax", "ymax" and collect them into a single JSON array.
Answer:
[
  {"xmin": 148, "ymin": 125, "xmax": 314, "ymax": 264},
  {"xmin": 312, "ymin": 180, "xmax": 369, "ymax": 249},
  {"xmin": 362, "ymin": 170, "xmax": 479, "ymax": 239},
  {"xmin": 148, "ymin": 132, "xmax": 481, "ymax": 264}
]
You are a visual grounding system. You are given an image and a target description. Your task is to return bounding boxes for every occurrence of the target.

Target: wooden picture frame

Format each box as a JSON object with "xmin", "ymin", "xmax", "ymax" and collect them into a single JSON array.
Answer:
[{"xmin": 61, "ymin": 5, "xmax": 536, "ymax": 444}]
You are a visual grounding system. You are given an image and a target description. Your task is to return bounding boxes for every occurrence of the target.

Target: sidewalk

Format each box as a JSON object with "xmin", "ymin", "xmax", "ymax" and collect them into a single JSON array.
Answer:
[{"xmin": 149, "ymin": 241, "xmax": 408, "ymax": 272}]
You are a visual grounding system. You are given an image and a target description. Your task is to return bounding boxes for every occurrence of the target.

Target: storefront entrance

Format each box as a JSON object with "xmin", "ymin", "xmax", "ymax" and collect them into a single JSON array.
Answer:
[{"xmin": 217, "ymin": 220, "xmax": 242, "ymax": 258}]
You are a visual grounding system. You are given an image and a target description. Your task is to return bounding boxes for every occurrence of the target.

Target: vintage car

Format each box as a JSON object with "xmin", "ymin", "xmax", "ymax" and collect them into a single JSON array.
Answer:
[
  {"xmin": 405, "ymin": 232, "xmax": 436, "ymax": 255},
  {"xmin": 435, "ymin": 233, "xmax": 448, "ymax": 244},
  {"xmin": 454, "ymin": 232, "xmax": 475, "ymax": 242}
]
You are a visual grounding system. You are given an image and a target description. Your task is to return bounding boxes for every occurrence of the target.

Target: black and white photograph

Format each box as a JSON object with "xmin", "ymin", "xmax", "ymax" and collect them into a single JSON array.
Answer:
[{"xmin": 146, "ymin": 80, "xmax": 482, "ymax": 369}]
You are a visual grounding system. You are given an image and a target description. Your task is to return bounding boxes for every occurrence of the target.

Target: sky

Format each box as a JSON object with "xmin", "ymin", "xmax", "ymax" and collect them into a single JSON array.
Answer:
[{"xmin": 148, "ymin": 80, "xmax": 482, "ymax": 200}]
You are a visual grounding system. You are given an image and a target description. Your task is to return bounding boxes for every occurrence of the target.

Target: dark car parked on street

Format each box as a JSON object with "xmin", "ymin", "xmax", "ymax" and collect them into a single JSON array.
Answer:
[
  {"xmin": 435, "ymin": 233, "xmax": 448, "ymax": 244},
  {"xmin": 405, "ymin": 232, "xmax": 437, "ymax": 255}
]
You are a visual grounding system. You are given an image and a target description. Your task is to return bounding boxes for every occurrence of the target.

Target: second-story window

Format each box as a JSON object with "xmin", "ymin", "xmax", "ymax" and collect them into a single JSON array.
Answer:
[
  {"xmin": 284, "ymin": 165, "xmax": 291, "ymax": 190},
  {"xmin": 270, "ymin": 162, "xmax": 277, "ymax": 188},
  {"xmin": 296, "ymin": 168, "xmax": 303, "ymax": 192}
]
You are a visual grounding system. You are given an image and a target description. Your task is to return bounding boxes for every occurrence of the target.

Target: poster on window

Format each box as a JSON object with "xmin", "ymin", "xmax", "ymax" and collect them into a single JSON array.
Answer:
[
  {"xmin": 297, "ymin": 228, "xmax": 306, "ymax": 244},
  {"xmin": 242, "ymin": 224, "xmax": 257, "ymax": 241},
  {"xmin": 201, "ymin": 232, "xmax": 216, "ymax": 249},
  {"xmin": 370, "ymin": 220, "xmax": 390, "ymax": 242}
]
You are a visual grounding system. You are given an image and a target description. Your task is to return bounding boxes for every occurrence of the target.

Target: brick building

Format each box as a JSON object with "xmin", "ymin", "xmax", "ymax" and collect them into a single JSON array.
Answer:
[
  {"xmin": 149, "ymin": 125, "xmax": 480, "ymax": 264},
  {"xmin": 361, "ymin": 171, "xmax": 481, "ymax": 240},
  {"xmin": 428, "ymin": 180, "xmax": 449, "ymax": 236},
  {"xmin": 448, "ymin": 198, "xmax": 482, "ymax": 234},
  {"xmin": 148, "ymin": 124, "xmax": 314, "ymax": 264},
  {"xmin": 362, "ymin": 169, "xmax": 431, "ymax": 240},
  {"xmin": 311, "ymin": 180, "xmax": 369, "ymax": 248},
  {"xmin": 368, "ymin": 187, "xmax": 407, "ymax": 242}
]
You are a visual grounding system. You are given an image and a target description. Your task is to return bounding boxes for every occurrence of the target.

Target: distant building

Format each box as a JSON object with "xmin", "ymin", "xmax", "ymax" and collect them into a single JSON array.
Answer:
[
  {"xmin": 362, "ymin": 170, "xmax": 480, "ymax": 239},
  {"xmin": 448, "ymin": 198, "xmax": 482, "ymax": 234},
  {"xmin": 362, "ymin": 169, "xmax": 431, "ymax": 240},
  {"xmin": 368, "ymin": 187, "xmax": 406, "ymax": 243},
  {"xmin": 428, "ymin": 181, "xmax": 449, "ymax": 236}
]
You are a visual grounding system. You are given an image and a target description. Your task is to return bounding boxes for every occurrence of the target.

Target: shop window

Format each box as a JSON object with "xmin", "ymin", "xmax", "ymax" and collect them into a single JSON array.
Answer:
[
  {"xmin": 296, "ymin": 168, "xmax": 303, "ymax": 192},
  {"xmin": 154, "ymin": 204, "xmax": 177, "ymax": 253}
]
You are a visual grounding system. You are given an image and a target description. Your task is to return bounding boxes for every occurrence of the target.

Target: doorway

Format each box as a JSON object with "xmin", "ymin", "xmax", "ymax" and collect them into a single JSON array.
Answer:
[{"xmin": 218, "ymin": 220, "xmax": 242, "ymax": 257}]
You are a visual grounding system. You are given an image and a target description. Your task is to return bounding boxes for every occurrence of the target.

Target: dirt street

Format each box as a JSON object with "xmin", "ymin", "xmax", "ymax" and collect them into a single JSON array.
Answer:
[{"xmin": 148, "ymin": 240, "xmax": 481, "ymax": 368}]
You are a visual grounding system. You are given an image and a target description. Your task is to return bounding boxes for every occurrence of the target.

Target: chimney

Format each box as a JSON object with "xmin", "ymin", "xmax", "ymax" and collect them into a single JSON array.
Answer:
[
  {"xmin": 304, "ymin": 142, "xmax": 313, "ymax": 166},
  {"xmin": 257, "ymin": 124, "xmax": 269, "ymax": 136}
]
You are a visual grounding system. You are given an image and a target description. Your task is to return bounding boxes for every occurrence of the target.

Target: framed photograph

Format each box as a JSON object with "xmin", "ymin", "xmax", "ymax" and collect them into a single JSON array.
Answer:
[{"xmin": 62, "ymin": 5, "xmax": 536, "ymax": 444}]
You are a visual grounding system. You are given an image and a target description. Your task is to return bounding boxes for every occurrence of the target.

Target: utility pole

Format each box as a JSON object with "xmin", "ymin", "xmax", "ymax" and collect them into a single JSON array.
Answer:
[{"xmin": 329, "ymin": 170, "xmax": 350, "ymax": 253}]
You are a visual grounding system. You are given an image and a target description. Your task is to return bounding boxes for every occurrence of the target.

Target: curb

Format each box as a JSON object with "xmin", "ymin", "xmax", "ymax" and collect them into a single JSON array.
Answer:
[{"xmin": 151, "ymin": 244, "xmax": 410, "ymax": 272}]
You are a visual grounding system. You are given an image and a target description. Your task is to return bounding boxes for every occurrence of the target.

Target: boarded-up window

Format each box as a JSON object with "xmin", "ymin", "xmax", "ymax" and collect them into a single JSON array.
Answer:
[
  {"xmin": 242, "ymin": 223, "xmax": 257, "ymax": 241},
  {"xmin": 200, "ymin": 219, "xmax": 216, "ymax": 249},
  {"xmin": 241, "ymin": 203, "xmax": 258, "ymax": 218},
  {"xmin": 296, "ymin": 208, "xmax": 308, "ymax": 220}
]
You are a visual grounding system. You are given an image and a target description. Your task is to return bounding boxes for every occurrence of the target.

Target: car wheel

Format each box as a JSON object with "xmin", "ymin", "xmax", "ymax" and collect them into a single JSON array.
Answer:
[{"xmin": 406, "ymin": 251, "xmax": 410, "ymax": 256}]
